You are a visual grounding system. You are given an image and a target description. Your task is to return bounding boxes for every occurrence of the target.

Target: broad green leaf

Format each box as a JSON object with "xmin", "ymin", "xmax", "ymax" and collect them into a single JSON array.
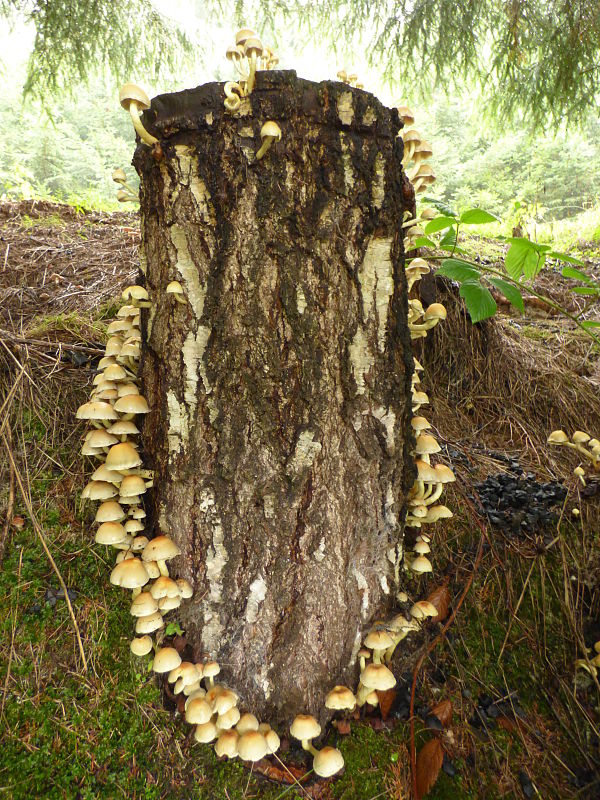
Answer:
[
  {"xmin": 506, "ymin": 237, "xmax": 538, "ymax": 247},
  {"xmin": 459, "ymin": 280, "xmax": 497, "ymax": 323},
  {"xmin": 487, "ymin": 277, "xmax": 525, "ymax": 312},
  {"xmin": 523, "ymin": 251, "xmax": 544, "ymax": 280},
  {"xmin": 424, "ymin": 216, "xmax": 456, "ymax": 235},
  {"xmin": 561, "ymin": 265, "xmax": 594, "ymax": 283},
  {"xmin": 438, "ymin": 259, "xmax": 481, "ymax": 282},
  {"xmin": 422, "ymin": 198, "xmax": 457, "ymax": 218},
  {"xmin": 592, "ymin": 227, "xmax": 600, "ymax": 242},
  {"xmin": 505, "ymin": 240, "xmax": 538, "ymax": 280},
  {"xmin": 414, "ymin": 236, "xmax": 438, "ymax": 249},
  {"xmin": 581, "ymin": 320, "xmax": 600, "ymax": 329},
  {"xmin": 439, "ymin": 227, "xmax": 458, "ymax": 248},
  {"xmin": 459, "ymin": 209, "xmax": 500, "ymax": 225},
  {"xmin": 571, "ymin": 287, "xmax": 600, "ymax": 296},
  {"xmin": 548, "ymin": 251, "xmax": 584, "ymax": 265}
]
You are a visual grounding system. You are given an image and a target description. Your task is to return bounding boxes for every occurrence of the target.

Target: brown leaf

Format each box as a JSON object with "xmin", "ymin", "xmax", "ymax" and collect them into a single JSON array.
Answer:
[
  {"xmin": 429, "ymin": 699, "xmax": 453, "ymax": 728},
  {"xmin": 426, "ymin": 584, "xmax": 451, "ymax": 622},
  {"xmin": 11, "ymin": 515, "xmax": 25, "ymax": 530},
  {"xmin": 416, "ymin": 738, "xmax": 444, "ymax": 799},
  {"xmin": 332, "ymin": 718, "xmax": 351, "ymax": 735},
  {"xmin": 377, "ymin": 688, "xmax": 397, "ymax": 721}
]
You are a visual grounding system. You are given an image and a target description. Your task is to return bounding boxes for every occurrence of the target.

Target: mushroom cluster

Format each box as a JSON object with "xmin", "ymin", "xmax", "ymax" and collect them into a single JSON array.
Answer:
[
  {"xmin": 548, "ymin": 429, "xmax": 600, "ymax": 483},
  {"xmin": 397, "ymin": 105, "xmax": 435, "ymax": 195},
  {"xmin": 223, "ymin": 28, "xmax": 278, "ymax": 111},
  {"xmin": 336, "ymin": 70, "xmax": 365, "ymax": 89},
  {"xmin": 112, "ymin": 167, "xmax": 138, "ymax": 205},
  {"xmin": 119, "ymin": 83, "xmax": 157, "ymax": 146}
]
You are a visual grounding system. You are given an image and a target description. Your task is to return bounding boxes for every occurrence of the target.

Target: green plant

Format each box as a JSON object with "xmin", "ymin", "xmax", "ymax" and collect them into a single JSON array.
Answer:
[{"xmin": 414, "ymin": 205, "xmax": 600, "ymax": 343}]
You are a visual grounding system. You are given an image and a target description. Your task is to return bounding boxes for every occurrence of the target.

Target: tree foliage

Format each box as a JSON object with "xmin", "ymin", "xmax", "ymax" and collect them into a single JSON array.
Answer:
[
  {"xmin": 1, "ymin": 0, "xmax": 193, "ymax": 101},
  {"xmin": 258, "ymin": 0, "xmax": 599, "ymax": 127}
]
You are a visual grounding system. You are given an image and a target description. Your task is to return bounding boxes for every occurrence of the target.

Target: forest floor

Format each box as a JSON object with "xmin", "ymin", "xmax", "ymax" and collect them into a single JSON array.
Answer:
[{"xmin": 0, "ymin": 199, "xmax": 599, "ymax": 800}]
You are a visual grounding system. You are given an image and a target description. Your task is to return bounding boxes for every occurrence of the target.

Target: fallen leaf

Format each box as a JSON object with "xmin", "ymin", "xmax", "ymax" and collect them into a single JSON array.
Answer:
[
  {"xmin": 11, "ymin": 516, "xmax": 25, "ymax": 530},
  {"xmin": 332, "ymin": 718, "xmax": 351, "ymax": 735},
  {"xmin": 377, "ymin": 688, "xmax": 397, "ymax": 720},
  {"xmin": 416, "ymin": 738, "xmax": 444, "ymax": 799},
  {"xmin": 426, "ymin": 584, "xmax": 451, "ymax": 622},
  {"xmin": 429, "ymin": 699, "xmax": 453, "ymax": 728}
]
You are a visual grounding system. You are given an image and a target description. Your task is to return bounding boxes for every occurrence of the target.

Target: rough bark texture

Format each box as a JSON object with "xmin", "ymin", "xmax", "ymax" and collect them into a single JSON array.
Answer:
[{"xmin": 133, "ymin": 71, "xmax": 414, "ymax": 728}]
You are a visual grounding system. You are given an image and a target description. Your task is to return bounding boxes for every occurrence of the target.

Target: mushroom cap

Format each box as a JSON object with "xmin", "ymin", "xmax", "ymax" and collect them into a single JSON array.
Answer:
[
  {"xmin": 243, "ymin": 36, "xmax": 263, "ymax": 57},
  {"xmin": 105, "ymin": 442, "xmax": 142, "ymax": 471},
  {"xmin": 166, "ymin": 281, "xmax": 184, "ymax": 295},
  {"xmin": 95, "ymin": 501, "xmax": 125, "ymax": 523},
  {"xmin": 216, "ymin": 707, "xmax": 241, "ymax": 730},
  {"xmin": 235, "ymin": 28, "xmax": 256, "ymax": 46},
  {"xmin": 203, "ymin": 661, "xmax": 221, "ymax": 680},
  {"xmin": 215, "ymin": 730, "xmax": 239, "ymax": 758},
  {"xmin": 107, "ymin": 420, "xmax": 140, "ymax": 436},
  {"xmin": 415, "ymin": 460, "xmax": 437, "ymax": 483},
  {"xmin": 91, "ymin": 465, "xmax": 123, "ymax": 484},
  {"xmin": 415, "ymin": 433, "xmax": 441, "ymax": 455},
  {"xmin": 290, "ymin": 714, "xmax": 321, "ymax": 741},
  {"xmin": 95, "ymin": 521, "xmax": 129, "ymax": 546},
  {"xmin": 425, "ymin": 504, "xmax": 453, "ymax": 522},
  {"xmin": 403, "ymin": 128, "xmax": 422, "ymax": 143},
  {"xmin": 260, "ymin": 120, "xmax": 282, "ymax": 141},
  {"xmin": 213, "ymin": 689, "xmax": 238, "ymax": 716},
  {"xmin": 82, "ymin": 480, "xmax": 119, "ymax": 500},
  {"xmin": 153, "ymin": 647, "xmax": 182, "ymax": 673},
  {"xmin": 135, "ymin": 610, "xmax": 164, "ymax": 634},
  {"xmin": 360, "ymin": 663, "xmax": 397, "ymax": 691},
  {"xmin": 410, "ymin": 555, "xmax": 433, "ymax": 573},
  {"xmin": 194, "ymin": 720, "xmax": 218, "ymax": 743},
  {"xmin": 85, "ymin": 429, "xmax": 119, "ymax": 449},
  {"xmin": 185, "ymin": 696, "xmax": 213, "ymax": 725},
  {"xmin": 411, "ymin": 416, "xmax": 432, "ymax": 432},
  {"xmin": 364, "ymin": 629, "xmax": 395, "ymax": 651},
  {"xmin": 110, "ymin": 557, "xmax": 149, "ymax": 589},
  {"xmin": 572, "ymin": 430, "xmax": 590, "ymax": 444},
  {"xmin": 150, "ymin": 575, "xmax": 181, "ymax": 599},
  {"xmin": 130, "ymin": 591, "xmax": 159, "ymax": 617},
  {"xmin": 119, "ymin": 83, "xmax": 151, "ymax": 110},
  {"xmin": 547, "ymin": 430, "xmax": 569, "ymax": 444},
  {"xmin": 176, "ymin": 578, "xmax": 193, "ymax": 599},
  {"xmin": 433, "ymin": 464, "xmax": 455, "ymax": 483},
  {"xmin": 142, "ymin": 535, "xmax": 181, "ymax": 563},
  {"xmin": 158, "ymin": 594, "xmax": 182, "ymax": 612},
  {"xmin": 237, "ymin": 731, "xmax": 268, "ymax": 762},
  {"xmin": 313, "ymin": 746, "xmax": 345, "ymax": 778},
  {"xmin": 410, "ymin": 600, "xmax": 438, "ymax": 619},
  {"xmin": 130, "ymin": 635, "xmax": 153, "ymax": 656},
  {"xmin": 325, "ymin": 685, "xmax": 356, "ymax": 711},
  {"xmin": 236, "ymin": 713, "xmax": 259, "ymax": 734},
  {"xmin": 120, "ymin": 475, "xmax": 147, "ymax": 498},
  {"xmin": 124, "ymin": 519, "xmax": 145, "ymax": 534},
  {"xmin": 114, "ymin": 394, "xmax": 150, "ymax": 415},
  {"xmin": 76, "ymin": 400, "xmax": 118, "ymax": 421},
  {"xmin": 413, "ymin": 540, "xmax": 431, "ymax": 555},
  {"xmin": 265, "ymin": 729, "xmax": 280, "ymax": 754}
]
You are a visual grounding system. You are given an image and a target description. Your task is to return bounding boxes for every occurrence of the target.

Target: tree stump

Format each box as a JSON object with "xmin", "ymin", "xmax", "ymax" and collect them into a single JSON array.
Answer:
[{"xmin": 133, "ymin": 71, "xmax": 414, "ymax": 727}]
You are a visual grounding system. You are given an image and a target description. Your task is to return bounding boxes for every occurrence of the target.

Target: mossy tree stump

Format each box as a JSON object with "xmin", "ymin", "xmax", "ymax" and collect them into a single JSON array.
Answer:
[{"xmin": 133, "ymin": 71, "xmax": 414, "ymax": 727}]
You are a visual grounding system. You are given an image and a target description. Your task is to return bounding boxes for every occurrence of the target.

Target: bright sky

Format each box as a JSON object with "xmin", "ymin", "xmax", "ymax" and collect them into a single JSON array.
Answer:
[{"xmin": 0, "ymin": 1, "xmax": 400, "ymax": 108}]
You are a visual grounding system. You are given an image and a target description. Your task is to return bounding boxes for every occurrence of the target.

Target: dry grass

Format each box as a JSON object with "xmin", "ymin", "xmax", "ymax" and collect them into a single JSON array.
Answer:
[{"xmin": 1, "ymin": 199, "xmax": 599, "ymax": 798}]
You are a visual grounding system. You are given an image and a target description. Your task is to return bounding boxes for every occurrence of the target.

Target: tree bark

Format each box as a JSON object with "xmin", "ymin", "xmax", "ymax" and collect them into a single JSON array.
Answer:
[{"xmin": 133, "ymin": 71, "xmax": 414, "ymax": 728}]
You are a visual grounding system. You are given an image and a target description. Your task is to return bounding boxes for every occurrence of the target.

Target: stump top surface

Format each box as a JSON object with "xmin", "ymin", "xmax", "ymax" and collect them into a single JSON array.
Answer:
[{"xmin": 142, "ymin": 71, "xmax": 402, "ymax": 141}]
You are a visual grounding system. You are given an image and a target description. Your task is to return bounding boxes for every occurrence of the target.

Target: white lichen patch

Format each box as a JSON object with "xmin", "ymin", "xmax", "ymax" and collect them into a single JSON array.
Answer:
[
  {"xmin": 199, "ymin": 488, "xmax": 228, "ymax": 653},
  {"xmin": 348, "ymin": 326, "xmax": 374, "ymax": 395},
  {"xmin": 296, "ymin": 285, "xmax": 307, "ymax": 314},
  {"xmin": 374, "ymin": 240, "xmax": 394, "ymax": 352},
  {"xmin": 263, "ymin": 494, "xmax": 276, "ymax": 519},
  {"xmin": 255, "ymin": 664, "xmax": 273, "ymax": 700},
  {"xmin": 371, "ymin": 151, "xmax": 386, "ymax": 209},
  {"xmin": 166, "ymin": 389, "xmax": 189, "ymax": 453},
  {"xmin": 238, "ymin": 125, "xmax": 254, "ymax": 138},
  {"xmin": 358, "ymin": 237, "xmax": 394, "ymax": 352},
  {"xmin": 352, "ymin": 567, "xmax": 369, "ymax": 615},
  {"xmin": 362, "ymin": 107, "xmax": 377, "ymax": 126},
  {"xmin": 313, "ymin": 537, "xmax": 326, "ymax": 562},
  {"xmin": 146, "ymin": 301, "xmax": 157, "ymax": 341},
  {"xmin": 173, "ymin": 145, "xmax": 215, "ymax": 226},
  {"xmin": 349, "ymin": 629, "xmax": 363, "ymax": 667},
  {"xmin": 170, "ymin": 225, "xmax": 206, "ymax": 319},
  {"xmin": 245, "ymin": 575, "xmax": 267, "ymax": 623},
  {"xmin": 379, "ymin": 574, "xmax": 390, "ymax": 594},
  {"xmin": 158, "ymin": 503, "xmax": 169, "ymax": 532},
  {"xmin": 286, "ymin": 430, "xmax": 322, "ymax": 475},
  {"xmin": 205, "ymin": 112, "xmax": 213, "ymax": 126},
  {"xmin": 337, "ymin": 91, "xmax": 354, "ymax": 125},
  {"xmin": 372, "ymin": 405, "xmax": 396, "ymax": 454},
  {"xmin": 339, "ymin": 134, "xmax": 355, "ymax": 192}
]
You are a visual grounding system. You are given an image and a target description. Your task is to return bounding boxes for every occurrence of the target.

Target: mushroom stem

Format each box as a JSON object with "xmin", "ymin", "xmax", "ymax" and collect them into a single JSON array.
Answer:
[
  {"xmin": 157, "ymin": 559, "xmax": 169, "ymax": 577},
  {"xmin": 246, "ymin": 51, "xmax": 258, "ymax": 94},
  {"xmin": 256, "ymin": 137, "xmax": 275, "ymax": 160},
  {"xmin": 301, "ymin": 739, "xmax": 319, "ymax": 757},
  {"xmin": 127, "ymin": 102, "xmax": 158, "ymax": 146}
]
